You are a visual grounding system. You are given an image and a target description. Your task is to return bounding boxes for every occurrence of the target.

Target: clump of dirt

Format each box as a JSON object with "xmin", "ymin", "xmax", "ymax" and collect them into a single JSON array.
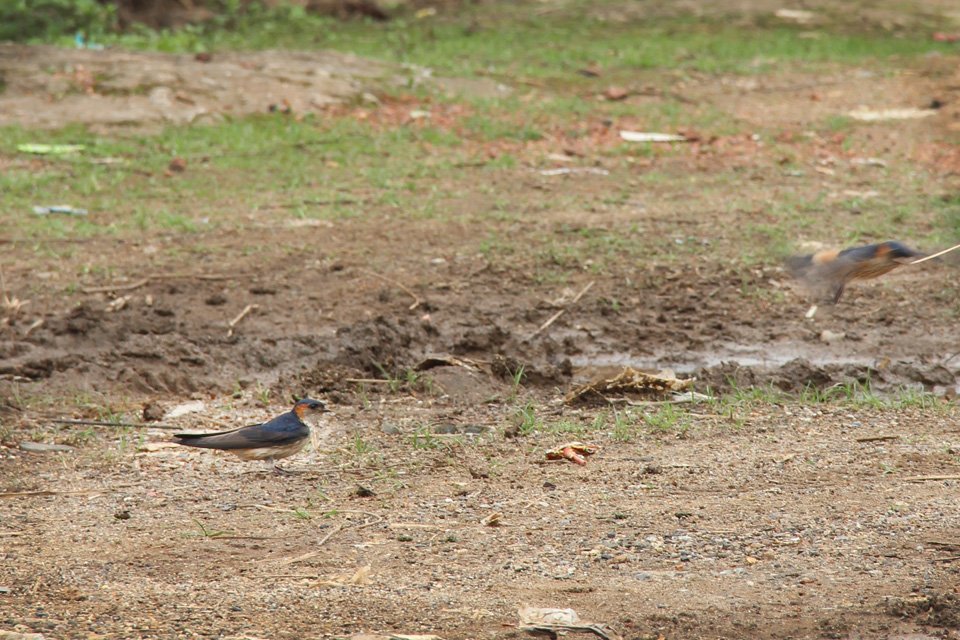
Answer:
[
  {"xmin": 333, "ymin": 314, "xmax": 423, "ymax": 376},
  {"xmin": 695, "ymin": 358, "xmax": 873, "ymax": 393},
  {"xmin": 887, "ymin": 590, "xmax": 960, "ymax": 628}
]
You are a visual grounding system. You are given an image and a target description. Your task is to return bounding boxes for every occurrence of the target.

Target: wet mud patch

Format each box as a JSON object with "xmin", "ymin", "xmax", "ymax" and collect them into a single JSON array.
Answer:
[
  {"xmin": 695, "ymin": 357, "xmax": 958, "ymax": 395},
  {"xmin": 3, "ymin": 256, "xmax": 958, "ymax": 416}
]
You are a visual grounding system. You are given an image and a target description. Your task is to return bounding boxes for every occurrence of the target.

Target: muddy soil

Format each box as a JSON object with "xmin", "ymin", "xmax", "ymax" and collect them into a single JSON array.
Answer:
[{"xmin": 3, "ymin": 27, "xmax": 960, "ymax": 640}]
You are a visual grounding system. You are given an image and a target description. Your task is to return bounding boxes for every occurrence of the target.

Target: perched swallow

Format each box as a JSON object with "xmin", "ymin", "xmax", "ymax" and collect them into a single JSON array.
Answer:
[
  {"xmin": 786, "ymin": 241, "xmax": 923, "ymax": 304},
  {"xmin": 173, "ymin": 398, "xmax": 327, "ymax": 473}
]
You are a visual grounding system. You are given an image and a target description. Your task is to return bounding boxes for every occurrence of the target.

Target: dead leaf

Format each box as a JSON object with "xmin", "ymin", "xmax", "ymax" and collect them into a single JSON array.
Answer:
[
  {"xmin": 565, "ymin": 367, "xmax": 694, "ymax": 404},
  {"xmin": 545, "ymin": 442, "xmax": 600, "ymax": 466},
  {"xmin": 518, "ymin": 605, "xmax": 622, "ymax": 640}
]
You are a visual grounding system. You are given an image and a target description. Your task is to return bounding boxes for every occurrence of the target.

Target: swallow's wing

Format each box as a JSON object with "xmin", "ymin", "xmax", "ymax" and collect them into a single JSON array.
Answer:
[
  {"xmin": 174, "ymin": 414, "xmax": 308, "ymax": 450},
  {"xmin": 786, "ymin": 250, "xmax": 858, "ymax": 303}
]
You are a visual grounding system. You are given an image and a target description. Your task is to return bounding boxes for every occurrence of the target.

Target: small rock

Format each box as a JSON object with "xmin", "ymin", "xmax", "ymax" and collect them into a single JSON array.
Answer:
[
  {"xmin": 168, "ymin": 157, "xmax": 187, "ymax": 173},
  {"xmin": 113, "ymin": 510, "xmax": 131, "ymax": 520},
  {"xmin": 19, "ymin": 442, "xmax": 74, "ymax": 453},
  {"xmin": 433, "ymin": 424, "xmax": 459, "ymax": 435},
  {"xmin": 604, "ymin": 85, "xmax": 629, "ymax": 101},
  {"xmin": 462, "ymin": 424, "xmax": 489, "ymax": 435},
  {"xmin": 819, "ymin": 330, "xmax": 846, "ymax": 344},
  {"xmin": 0, "ymin": 631, "xmax": 46, "ymax": 640},
  {"xmin": 142, "ymin": 402, "xmax": 165, "ymax": 422},
  {"xmin": 166, "ymin": 400, "xmax": 205, "ymax": 419},
  {"xmin": 468, "ymin": 467, "xmax": 489, "ymax": 479},
  {"xmin": 204, "ymin": 294, "xmax": 227, "ymax": 306},
  {"xmin": 381, "ymin": 423, "xmax": 401, "ymax": 435},
  {"xmin": 354, "ymin": 485, "xmax": 375, "ymax": 498}
]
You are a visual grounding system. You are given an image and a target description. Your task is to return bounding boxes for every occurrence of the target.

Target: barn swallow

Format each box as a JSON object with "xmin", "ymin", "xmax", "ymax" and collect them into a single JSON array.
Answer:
[
  {"xmin": 786, "ymin": 241, "xmax": 924, "ymax": 304},
  {"xmin": 173, "ymin": 398, "xmax": 327, "ymax": 473}
]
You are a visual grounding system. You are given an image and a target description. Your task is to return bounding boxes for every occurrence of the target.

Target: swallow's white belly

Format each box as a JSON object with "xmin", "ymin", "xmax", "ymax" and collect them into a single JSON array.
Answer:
[{"xmin": 231, "ymin": 440, "xmax": 307, "ymax": 461}]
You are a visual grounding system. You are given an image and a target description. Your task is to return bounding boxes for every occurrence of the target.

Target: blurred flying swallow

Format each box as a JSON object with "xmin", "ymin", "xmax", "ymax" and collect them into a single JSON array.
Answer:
[
  {"xmin": 173, "ymin": 398, "xmax": 327, "ymax": 473},
  {"xmin": 786, "ymin": 241, "xmax": 924, "ymax": 304}
]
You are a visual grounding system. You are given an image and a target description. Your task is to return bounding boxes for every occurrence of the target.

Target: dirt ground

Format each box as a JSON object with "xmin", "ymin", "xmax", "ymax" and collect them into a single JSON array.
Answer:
[{"xmin": 3, "ymin": 14, "xmax": 960, "ymax": 640}]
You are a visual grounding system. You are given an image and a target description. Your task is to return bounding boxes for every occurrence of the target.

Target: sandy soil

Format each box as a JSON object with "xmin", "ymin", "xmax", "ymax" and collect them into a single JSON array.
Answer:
[{"xmin": 2, "ymin": 28, "xmax": 960, "ymax": 640}]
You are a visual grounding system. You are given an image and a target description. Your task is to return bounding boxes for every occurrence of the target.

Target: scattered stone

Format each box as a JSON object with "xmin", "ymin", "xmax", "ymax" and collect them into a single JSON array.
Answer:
[
  {"xmin": 354, "ymin": 485, "xmax": 375, "ymax": 498},
  {"xmin": 166, "ymin": 400, "xmax": 205, "ymax": 419},
  {"xmin": 462, "ymin": 424, "xmax": 488, "ymax": 435},
  {"xmin": 819, "ymin": 330, "xmax": 846, "ymax": 344},
  {"xmin": 381, "ymin": 423, "xmax": 401, "ymax": 435},
  {"xmin": 142, "ymin": 402, "xmax": 165, "ymax": 422},
  {"xmin": 433, "ymin": 424, "xmax": 460, "ymax": 434},
  {"xmin": 19, "ymin": 442, "xmax": 74, "ymax": 453},
  {"xmin": 604, "ymin": 86, "xmax": 629, "ymax": 101},
  {"xmin": 0, "ymin": 632, "xmax": 45, "ymax": 640}
]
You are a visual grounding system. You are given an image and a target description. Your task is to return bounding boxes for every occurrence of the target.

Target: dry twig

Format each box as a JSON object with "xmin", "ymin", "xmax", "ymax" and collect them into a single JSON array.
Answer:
[
  {"xmin": 855, "ymin": 435, "xmax": 900, "ymax": 443},
  {"xmin": 526, "ymin": 280, "xmax": 595, "ymax": 341},
  {"xmin": 271, "ymin": 524, "xmax": 345, "ymax": 567},
  {"xmin": 83, "ymin": 278, "xmax": 151, "ymax": 294},
  {"xmin": 82, "ymin": 272, "xmax": 233, "ymax": 294},
  {"xmin": 908, "ymin": 241, "xmax": 960, "ymax": 265},
  {"xmin": 0, "ymin": 266, "xmax": 28, "ymax": 318},
  {"xmin": 0, "ymin": 489, "xmax": 101, "ymax": 499},
  {"xmin": 227, "ymin": 303, "xmax": 260, "ymax": 337},
  {"xmin": 925, "ymin": 540, "xmax": 960, "ymax": 549},
  {"xmin": 358, "ymin": 268, "xmax": 421, "ymax": 310},
  {"xmin": 22, "ymin": 318, "xmax": 43, "ymax": 337},
  {"xmin": 50, "ymin": 418, "xmax": 182, "ymax": 431}
]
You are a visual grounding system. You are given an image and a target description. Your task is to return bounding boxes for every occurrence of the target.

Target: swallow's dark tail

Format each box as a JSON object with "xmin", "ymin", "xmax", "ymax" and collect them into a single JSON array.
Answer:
[{"xmin": 173, "ymin": 432, "xmax": 230, "ymax": 449}]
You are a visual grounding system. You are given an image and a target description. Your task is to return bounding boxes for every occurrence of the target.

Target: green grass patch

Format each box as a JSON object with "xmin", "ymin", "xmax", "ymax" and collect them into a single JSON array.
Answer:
[
  {"xmin": 0, "ymin": 114, "xmax": 480, "ymax": 240},
  {"xmin": 89, "ymin": 4, "xmax": 957, "ymax": 81}
]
